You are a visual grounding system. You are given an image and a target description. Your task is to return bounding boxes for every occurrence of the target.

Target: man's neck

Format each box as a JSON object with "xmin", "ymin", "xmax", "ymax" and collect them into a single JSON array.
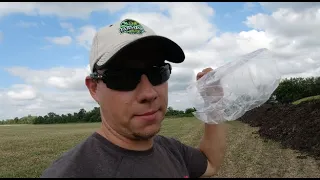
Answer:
[{"xmin": 96, "ymin": 121, "xmax": 154, "ymax": 152}]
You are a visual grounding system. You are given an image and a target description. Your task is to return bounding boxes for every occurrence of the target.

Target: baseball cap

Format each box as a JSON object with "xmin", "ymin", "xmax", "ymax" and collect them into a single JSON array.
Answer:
[{"xmin": 89, "ymin": 18, "xmax": 185, "ymax": 72}]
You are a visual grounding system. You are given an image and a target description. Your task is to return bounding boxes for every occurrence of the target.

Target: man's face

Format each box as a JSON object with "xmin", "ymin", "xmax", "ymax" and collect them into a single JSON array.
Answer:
[{"xmin": 86, "ymin": 47, "xmax": 169, "ymax": 141}]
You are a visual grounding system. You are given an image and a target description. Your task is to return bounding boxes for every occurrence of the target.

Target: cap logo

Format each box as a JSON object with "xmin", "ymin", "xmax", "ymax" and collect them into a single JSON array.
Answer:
[{"xmin": 119, "ymin": 19, "xmax": 146, "ymax": 35}]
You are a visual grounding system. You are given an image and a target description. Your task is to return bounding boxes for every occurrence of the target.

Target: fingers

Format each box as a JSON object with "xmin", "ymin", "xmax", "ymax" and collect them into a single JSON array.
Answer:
[
  {"xmin": 202, "ymin": 67, "xmax": 213, "ymax": 73},
  {"xmin": 197, "ymin": 67, "xmax": 213, "ymax": 80},
  {"xmin": 196, "ymin": 72, "xmax": 205, "ymax": 80},
  {"xmin": 196, "ymin": 67, "xmax": 224, "ymax": 101}
]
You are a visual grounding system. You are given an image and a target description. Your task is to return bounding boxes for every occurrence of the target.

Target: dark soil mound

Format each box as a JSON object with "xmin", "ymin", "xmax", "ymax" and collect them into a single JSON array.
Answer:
[{"xmin": 238, "ymin": 99, "xmax": 320, "ymax": 159}]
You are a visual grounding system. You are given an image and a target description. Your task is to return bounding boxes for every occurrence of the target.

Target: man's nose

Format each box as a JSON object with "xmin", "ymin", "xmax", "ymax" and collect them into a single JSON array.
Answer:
[{"xmin": 136, "ymin": 74, "xmax": 158, "ymax": 103}]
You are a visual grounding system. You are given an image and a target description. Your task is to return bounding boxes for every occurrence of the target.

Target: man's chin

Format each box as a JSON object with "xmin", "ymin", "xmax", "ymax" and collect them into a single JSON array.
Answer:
[{"xmin": 132, "ymin": 128, "xmax": 161, "ymax": 141}]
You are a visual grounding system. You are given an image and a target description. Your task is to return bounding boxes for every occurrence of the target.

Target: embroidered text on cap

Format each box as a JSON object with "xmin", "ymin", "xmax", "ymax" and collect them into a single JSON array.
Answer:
[{"xmin": 119, "ymin": 19, "xmax": 146, "ymax": 35}]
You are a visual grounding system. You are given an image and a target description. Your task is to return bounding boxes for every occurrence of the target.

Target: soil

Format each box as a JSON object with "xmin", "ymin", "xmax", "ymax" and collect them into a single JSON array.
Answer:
[{"xmin": 238, "ymin": 99, "xmax": 320, "ymax": 160}]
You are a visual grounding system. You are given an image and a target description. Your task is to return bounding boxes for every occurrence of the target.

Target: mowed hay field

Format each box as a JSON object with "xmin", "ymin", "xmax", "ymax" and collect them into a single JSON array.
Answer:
[{"xmin": 1, "ymin": 117, "xmax": 319, "ymax": 178}]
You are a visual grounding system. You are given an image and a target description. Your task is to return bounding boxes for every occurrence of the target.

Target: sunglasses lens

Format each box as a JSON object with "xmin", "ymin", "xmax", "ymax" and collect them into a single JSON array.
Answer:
[
  {"xmin": 101, "ymin": 64, "xmax": 171, "ymax": 91},
  {"xmin": 103, "ymin": 72, "xmax": 141, "ymax": 91},
  {"xmin": 148, "ymin": 65, "xmax": 171, "ymax": 86}
]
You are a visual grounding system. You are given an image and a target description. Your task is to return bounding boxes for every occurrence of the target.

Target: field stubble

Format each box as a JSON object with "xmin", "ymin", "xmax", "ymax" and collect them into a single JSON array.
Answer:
[{"xmin": 0, "ymin": 117, "xmax": 319, "ymax": 178}]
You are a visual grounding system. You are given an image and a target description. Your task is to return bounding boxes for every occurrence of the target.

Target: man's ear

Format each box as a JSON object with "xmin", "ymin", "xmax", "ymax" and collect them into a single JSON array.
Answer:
[{"xmin": 85, "ymin": 76, "xmax": 99, "ymax": 103}]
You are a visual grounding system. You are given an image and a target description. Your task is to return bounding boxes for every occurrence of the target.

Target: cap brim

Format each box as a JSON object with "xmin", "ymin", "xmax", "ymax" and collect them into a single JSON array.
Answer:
[
  {"xmin": 128, "ymin": 35, "xmax": 185, "ymax": 63},
  {"xmin": 101, "ymin": 35, "xmax": 185, "ymax": 68}
]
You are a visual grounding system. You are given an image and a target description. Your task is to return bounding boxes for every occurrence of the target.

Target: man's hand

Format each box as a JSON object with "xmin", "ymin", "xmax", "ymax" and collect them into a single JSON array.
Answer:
[
  {"xmin": 196, "ymin": 67, "xmax": 227, "ymax": 178},
  {"xmin": 196, "ymin": 68, "xmax": 213, "ymax": 80},
  {"xmin": 196, "ymin": 68, "xmax": 224, "ymax": 104}
]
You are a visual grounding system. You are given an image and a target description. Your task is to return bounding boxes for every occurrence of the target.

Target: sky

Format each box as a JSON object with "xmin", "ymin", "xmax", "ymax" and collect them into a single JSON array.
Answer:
[{"xmin": 0, "ymin": 2, "xmax": 320, "ymax": 120}]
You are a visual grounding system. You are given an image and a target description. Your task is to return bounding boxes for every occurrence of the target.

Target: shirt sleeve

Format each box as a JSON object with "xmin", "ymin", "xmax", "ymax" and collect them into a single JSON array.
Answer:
[{"xmin": 169, "ymin": 137, "xmax": 208, "ymax": 178}]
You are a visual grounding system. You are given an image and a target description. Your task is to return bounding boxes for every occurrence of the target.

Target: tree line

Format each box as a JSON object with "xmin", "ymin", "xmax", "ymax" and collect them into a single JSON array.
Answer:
[
  {"xmin": 0, "ymin": 107, "xmax": 196, "ymax": 125},
  {"xmin": 0, "ymin": 76, "xmax": 319, "ymax": 125},
  {"xmin": 269, "ymin": 76, "xmax": 319, "ymax": 104}
]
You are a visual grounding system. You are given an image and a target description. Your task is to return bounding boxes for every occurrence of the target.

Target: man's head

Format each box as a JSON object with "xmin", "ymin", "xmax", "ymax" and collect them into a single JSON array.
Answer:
[{"xmin": 85, "ymin": 19, "xmax": 185, "ymax": 141}]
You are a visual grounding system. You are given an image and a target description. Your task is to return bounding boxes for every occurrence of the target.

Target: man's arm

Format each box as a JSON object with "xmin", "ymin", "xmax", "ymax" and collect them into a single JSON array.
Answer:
[
  {"xmin": 198, "ymin": 123, "xmax": 227, "ymax": 177},
  {"xmin": 168, "ymin": 123, "xmax": 227, "ymax": 178},
  {"xmin": 196, "ymin": 67, "xmax": 228, "ymax": 177}
]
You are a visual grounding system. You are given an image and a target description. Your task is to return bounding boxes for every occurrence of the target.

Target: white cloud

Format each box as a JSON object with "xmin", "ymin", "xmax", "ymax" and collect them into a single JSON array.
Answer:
[
  {"xmin": 243, "ymin": 5, "xmax": 320, "ymax": 76},
  {"xmin": 60, "ymin": 22, "xmax": 74, "ymax": 32},
  {"xmin": 6, "ymin": 84, "xmax": 38, "ymax": 101},
  {"xmin": 76, "ymin": 25, "xmax": 96, "ymax": 49},
  {"xmin": 46, "ymin": 36, "xmax": 72, "ymax": 45},
  {"xmin": 16, "ymin": 21, "xmax": 38, "ymax": 28},
  {"xmin": 5, "ymin": 65, "xmax": 91, "ymax": 91},
  {"xmin": 260, "ymin": 2, "xmax": 320, "ymax": 12},
  {"xmin": 0, "ymin": 65, "xmax": 95, "ymax": 119},
  {"xmin": 243, "ymin": 2, "xmax": 257, "ymax": 12},
  {"xmin": 0, "ymin": 2, "xmax": 130, "ymax": 19},
  {"xmin": 1, "ymin": 2, "xmax": 320, "ymax": 120},
  {"xmin": 0, "ymin": 88, "xmax": 97, "ymax": 120},
  {"xmin": 121, "ymin": 2, "xmax": 216, "ymax": 51},
  {"xmin": 40, "ymin": 45, "xmax": 52, "ymax": 50},
  {"xmin": 245, "ymin": 8, "xmax": 320, "ymax": 39}
]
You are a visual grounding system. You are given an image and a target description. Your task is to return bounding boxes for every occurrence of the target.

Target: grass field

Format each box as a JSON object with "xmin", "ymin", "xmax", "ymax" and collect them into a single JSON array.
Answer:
[
  {"xmin": 292, "ymin": 95, "xmax": 320, "ymax": 105},
  {"xmin": 0, "ymin": 117, "xmax": 319, "ymax": 178}
]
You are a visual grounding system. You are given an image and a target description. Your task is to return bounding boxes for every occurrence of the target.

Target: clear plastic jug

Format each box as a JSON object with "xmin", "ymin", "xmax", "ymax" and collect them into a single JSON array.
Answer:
[{"xmin": 186, "ymin": 48, "xmax": 282, "ymax": 124}]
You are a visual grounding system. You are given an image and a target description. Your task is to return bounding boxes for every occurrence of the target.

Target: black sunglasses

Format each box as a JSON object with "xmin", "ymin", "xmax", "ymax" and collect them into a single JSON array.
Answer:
[{"xmin": 90, "ymin": 63, "xmax": 172, "ymax": 91}]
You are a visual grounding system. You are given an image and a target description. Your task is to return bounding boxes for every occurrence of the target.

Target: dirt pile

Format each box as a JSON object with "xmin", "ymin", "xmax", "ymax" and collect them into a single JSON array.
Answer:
[{"xmin": 238, "ymin": 99, "xmax": 320, "ymax": 159}]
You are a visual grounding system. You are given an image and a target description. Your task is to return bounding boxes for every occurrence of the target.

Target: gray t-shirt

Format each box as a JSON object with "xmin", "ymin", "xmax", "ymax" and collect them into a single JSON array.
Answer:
[{"xmin": 40, "ymin": 132, "xmax": 208, "ymax": 178}]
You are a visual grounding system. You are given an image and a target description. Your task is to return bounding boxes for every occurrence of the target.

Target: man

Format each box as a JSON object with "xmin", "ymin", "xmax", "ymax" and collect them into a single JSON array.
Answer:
[{"xmin": 41, "ymin": 18, "xmax": 227, "ymax": 178}]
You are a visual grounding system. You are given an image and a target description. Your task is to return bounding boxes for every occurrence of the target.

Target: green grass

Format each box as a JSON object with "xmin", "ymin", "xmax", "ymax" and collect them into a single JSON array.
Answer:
[
  {"xmin": 0, "ymin": 117, "xmax": 319, "ymax": 178},
  {"xmin": 292, "ymin": 95, "xmax": 320, "ymax": 105}
]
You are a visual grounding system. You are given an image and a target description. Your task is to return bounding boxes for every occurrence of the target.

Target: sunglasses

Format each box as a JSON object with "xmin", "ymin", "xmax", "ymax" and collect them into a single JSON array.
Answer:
[{"xmin": 90, "ymin": 63, "xmax": 172, "ymax": 91}]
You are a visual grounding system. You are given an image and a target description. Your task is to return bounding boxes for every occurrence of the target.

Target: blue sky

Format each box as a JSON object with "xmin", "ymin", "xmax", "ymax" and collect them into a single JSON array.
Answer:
[{"xmin": 1, "ymin": 2, "xmax": 319, "ymax": 119}]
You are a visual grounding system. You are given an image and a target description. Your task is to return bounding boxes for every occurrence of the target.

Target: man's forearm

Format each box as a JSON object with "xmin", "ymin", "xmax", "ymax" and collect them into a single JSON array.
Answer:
[{"xmin": 198, "ymin": 123, "xmax": 227, "ymax": 174}]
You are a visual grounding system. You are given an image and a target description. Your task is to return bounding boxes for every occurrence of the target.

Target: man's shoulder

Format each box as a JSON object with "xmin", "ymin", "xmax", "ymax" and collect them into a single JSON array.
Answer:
[
  {"xmin": 40, "ymin": 132, "xmax": 118, "ymax": 178},
  {"xmin": 40, "ymin": 135, "xmax": 93, "ymax": 178}
]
